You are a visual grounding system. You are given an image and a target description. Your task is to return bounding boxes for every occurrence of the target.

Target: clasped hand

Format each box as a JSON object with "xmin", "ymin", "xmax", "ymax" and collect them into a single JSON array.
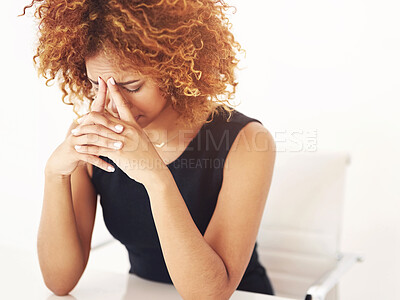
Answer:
[{"xmin": 72, "ymin": 76, "xmax": 167, "ymax": 184}]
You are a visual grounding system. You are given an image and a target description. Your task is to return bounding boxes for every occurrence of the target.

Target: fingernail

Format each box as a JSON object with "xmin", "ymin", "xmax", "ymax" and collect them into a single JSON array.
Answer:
[
  {"xmin": 107, "ymin": 165, "xmax": 115, "ymax": 172},
  {"xmin": 113, "ymin": 141, "xmax": 122, "ymax": 149},
  {"xmin": 108, "ymin": 77, "xmax": 116, "ymax": 85},
  {"xmin": 77, "ymin": 116, "xmax": 85, "ymax": 124},
  {"xmin": 71, "ymin": 128, "xmax": 79, "ymax": 135},
  {"xmin": 114, "ymin": 124, "xmax": 124, "ymax": 132}
]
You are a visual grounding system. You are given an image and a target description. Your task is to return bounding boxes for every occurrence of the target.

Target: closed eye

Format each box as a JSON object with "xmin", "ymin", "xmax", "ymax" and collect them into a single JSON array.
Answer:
[
  {"xmin": 123, "ymin": 86, "xmax": 141, "ymax": 93},
  {"xmin": 92, "ymin": 85, "xmax": 142, "ymax": 94}
]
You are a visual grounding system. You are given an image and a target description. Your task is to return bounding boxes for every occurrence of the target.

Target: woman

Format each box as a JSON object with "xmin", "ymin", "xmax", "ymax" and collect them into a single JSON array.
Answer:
[{"xmin": 23, "ymin": 0, "xmax": 276, "ymax": 298}]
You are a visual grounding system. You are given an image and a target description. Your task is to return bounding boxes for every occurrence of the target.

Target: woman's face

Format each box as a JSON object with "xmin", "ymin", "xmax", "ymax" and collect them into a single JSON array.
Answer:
[{"xmin": 85, "ymin": 52, "xmax": 169, "ymax": 128}]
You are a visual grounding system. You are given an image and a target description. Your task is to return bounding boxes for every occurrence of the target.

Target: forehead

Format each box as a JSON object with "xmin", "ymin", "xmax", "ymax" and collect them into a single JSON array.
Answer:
[{"xmin": 85, "ymin": 53, "xmax": 140, "ymax": 78}]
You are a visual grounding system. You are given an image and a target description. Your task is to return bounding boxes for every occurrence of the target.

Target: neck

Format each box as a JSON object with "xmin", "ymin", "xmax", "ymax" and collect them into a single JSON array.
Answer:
[
  {"xmin": 142, "ymin": 101, "xmax": 212, "ymax": 146},
  {"xmin": 142, "ymin": 102, "xmax": 183, "ymax": 147},
  {"xmin": 144, "ymin": 102, "xmax": 179, "ymax": 131}
]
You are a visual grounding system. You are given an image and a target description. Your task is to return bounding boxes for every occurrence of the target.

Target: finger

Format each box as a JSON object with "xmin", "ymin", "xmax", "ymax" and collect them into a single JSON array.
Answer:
[
  {"xmin": 74, "ymin": 144, "xmax": 119, "ymax": 158},
  {"xmin": 72, "ymin": 112, "xmax": 125, "ymax": 134},
  {"xmin": 71, "ymin": 124, "xmax": 124, "ymax": 141},
  {"xmin": 75, "ymin": 153, "xmax": 115, "ymax": 173},
  {"xmin": 105, "ymin": 105, "xmax": 120, "ymax": 119},
  {"xmin": 103, "ymin": 109, "xmax": 123, "ymax": 124},
  {"xmin": 91, "ymin": 76, "xmax": 107, "ymax": 113},
  {"xmin": 72, "ymin": 132, "xmax": 124, "ymax": 150},
  {"xmin": 106, "ymin": 77, "xmax": 137, "ymax": 124},
  {"xmin": 75, "ymin": 112, "xmax": 89, "ymax": 125}
]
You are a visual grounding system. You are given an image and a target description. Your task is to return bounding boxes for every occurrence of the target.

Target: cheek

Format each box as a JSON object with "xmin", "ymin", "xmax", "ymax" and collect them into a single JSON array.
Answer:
[{"xmin": 133, "ymin": 90, "xmax": 166, "ymax": 111}]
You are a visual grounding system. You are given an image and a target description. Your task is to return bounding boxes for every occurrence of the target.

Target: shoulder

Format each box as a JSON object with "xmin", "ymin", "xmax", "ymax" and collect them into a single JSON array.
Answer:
[
  {"xmin": 239, "ymin": 120, "xmax": 275, "ymax": 150},
  {"xmin": 227, "ymin": 120, "xmax": 275, "ymax": 165},
  {"xmin": 223, "ymin": 111, "xmax": 276, "ymax": 179},
  {"xmin": 208, "ymin": 108, "xmax": 276, "ymax": 164},
  {"xmin": 220, "ymin": 109, "xmax": 275, "ymax": 156}
]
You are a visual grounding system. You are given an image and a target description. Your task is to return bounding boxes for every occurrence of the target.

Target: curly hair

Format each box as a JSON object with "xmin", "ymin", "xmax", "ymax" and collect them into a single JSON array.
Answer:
[{"xmin": 20, "ymin": 0, "xmax": 243, "ymax": 128}]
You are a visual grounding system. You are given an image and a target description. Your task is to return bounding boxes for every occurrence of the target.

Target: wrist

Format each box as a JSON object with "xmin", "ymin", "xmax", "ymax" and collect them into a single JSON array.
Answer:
[
  {"xmin": 44, "ymin": 164, "xmax": 71, "ymax": 181},
  {"xmin": 44, "ymin": 171, "xmax": 71, "ymax": 182},
  {"xmin": 141, "ymin": 166, "xmax": 172, "ymax": 190}
]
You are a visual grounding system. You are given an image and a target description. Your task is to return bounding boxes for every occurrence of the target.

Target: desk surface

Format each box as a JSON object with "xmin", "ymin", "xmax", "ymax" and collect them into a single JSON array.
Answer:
[{"xmin": 0, "ymin": 244, "xmax": 293, "ymax": 300}]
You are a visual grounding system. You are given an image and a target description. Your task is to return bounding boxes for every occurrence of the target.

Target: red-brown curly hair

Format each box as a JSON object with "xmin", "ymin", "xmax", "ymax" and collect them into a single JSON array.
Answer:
[{"xmin": 21, "ymin": 0, "xmax": 243, "ymax": 128}]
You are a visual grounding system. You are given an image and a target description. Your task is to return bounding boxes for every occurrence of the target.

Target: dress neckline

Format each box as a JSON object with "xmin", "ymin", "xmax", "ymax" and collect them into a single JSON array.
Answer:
[{"xmin": 165, "ymin": 111, "xmax": 214, "ymax": 167}]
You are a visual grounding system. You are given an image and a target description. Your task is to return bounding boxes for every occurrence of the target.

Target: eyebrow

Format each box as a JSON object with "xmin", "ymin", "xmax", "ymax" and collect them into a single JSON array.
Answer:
[{"xmin": 87, "ymin": 77, "xmax": 140, "ymax": 86}]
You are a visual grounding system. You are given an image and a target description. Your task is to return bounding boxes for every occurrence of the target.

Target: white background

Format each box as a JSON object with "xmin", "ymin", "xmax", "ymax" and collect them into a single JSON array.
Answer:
[{"xmin": 0, "ymin": 1, "xmax": 399, "ymax": 299}]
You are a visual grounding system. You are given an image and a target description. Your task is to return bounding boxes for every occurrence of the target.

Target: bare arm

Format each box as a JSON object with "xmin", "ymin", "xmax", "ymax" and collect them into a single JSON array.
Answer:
[
  {"xmin": 144, "ymin": 122, "xmax": 276, "ymax": 299},
  {"xmin": 37, "ymin": 122, "xmax": 98, "ymax": 296}
]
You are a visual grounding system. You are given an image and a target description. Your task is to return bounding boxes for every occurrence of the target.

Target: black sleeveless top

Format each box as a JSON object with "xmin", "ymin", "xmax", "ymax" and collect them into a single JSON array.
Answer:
[{"xmin": 90, "ymin": 108, "xmax": 274, "ymax": 295}]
